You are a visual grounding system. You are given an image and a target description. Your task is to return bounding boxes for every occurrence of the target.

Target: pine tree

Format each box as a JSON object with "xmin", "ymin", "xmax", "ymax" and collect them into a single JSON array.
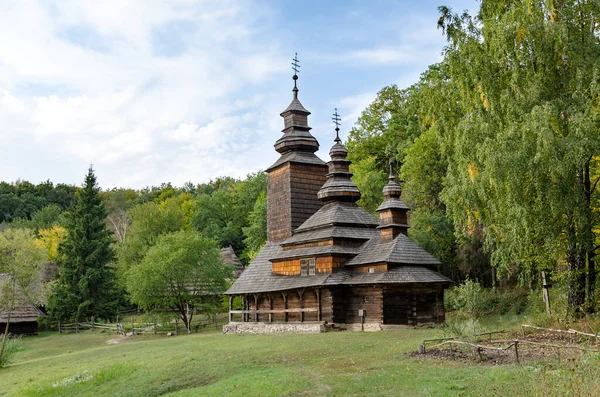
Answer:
[{"xmin": 48, "ymin": 167, "xmax": 117, "ymax": 321}]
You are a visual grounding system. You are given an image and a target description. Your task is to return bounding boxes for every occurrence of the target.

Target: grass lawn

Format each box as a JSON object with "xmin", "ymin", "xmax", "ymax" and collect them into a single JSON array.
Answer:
[{"xmin": 1, "ymin": 325, "xmax": 598, "ymax": 396}]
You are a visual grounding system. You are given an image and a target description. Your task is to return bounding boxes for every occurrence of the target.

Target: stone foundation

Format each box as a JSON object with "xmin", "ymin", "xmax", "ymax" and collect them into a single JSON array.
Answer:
[
  {"xmin": 222, "ymin": 322, "xmax": 432, "ymax": 334},
  {"xmin": 223, "ymin": 322, "xmax": 326, "ymax": 334}
]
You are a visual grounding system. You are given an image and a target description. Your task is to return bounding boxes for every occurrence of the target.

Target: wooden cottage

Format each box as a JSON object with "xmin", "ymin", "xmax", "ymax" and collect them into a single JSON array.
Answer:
[
  {"xmin": 224, "ymin": 70, "xmax": 452, "ymax": 333},
  {"xmin": 0, "ymin": 273, "xmax": 45, "ymax": 335}
]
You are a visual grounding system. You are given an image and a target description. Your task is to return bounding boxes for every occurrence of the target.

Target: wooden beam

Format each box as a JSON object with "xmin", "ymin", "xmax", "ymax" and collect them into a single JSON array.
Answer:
[
  {"xmin": 282, "ymin": 292, "xmax": 288, "ymax": 322},
  {"xmin": 229, "ymin": 308, "xmax": 319, "ymax": 314},
  {"xmin": 268, "ymin": 294, "xmax": 273, "ymax": 323},
  {"xmin": 228, "ymin": 296, "xmax": 233, "ymax": 322},
  {"xmin": 316, "ymin": 289, "xmax": 321, "ymax": 322},
  {"xmin": 298, "ymin": 289, "xmax": 305, "ymax": 323},
  {"xmin": 253, "ymin": 294, "xmax": 259, "ymax": 322}
]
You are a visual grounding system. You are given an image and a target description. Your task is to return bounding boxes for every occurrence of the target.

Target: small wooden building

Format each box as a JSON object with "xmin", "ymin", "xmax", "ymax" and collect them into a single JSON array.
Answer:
[
  {"xmin": 0, "ymin": 273, "xmax": 45, "ymax": 336},
  {"xmin": 224, "ymin": 71, "xmax": 452, "ymax": 333},
  {"xmin": 220, "ymin": 246, "xmax": 244, "ymax": 279}
]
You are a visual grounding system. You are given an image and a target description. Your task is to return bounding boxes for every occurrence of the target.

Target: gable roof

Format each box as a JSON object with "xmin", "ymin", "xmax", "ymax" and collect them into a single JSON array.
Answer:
[
  {"xmin": 295, "ymin": 202, "xmax": 378, "ymax": 232},
  {"xmin": 346, "ymin": 234, "xmax": 442, "ymax": 267}
]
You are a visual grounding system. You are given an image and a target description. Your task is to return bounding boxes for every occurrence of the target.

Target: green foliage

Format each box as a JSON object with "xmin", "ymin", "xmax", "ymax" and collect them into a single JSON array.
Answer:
[
  {"xmin": 47, "ymin": 167, "xmax": 118, "ymax": 322},
  {"xmin": 0, "ymin": 228, "xmax": 47, "ymax": 363},
  {"xmin": 0, "ymin": 335, "xmax": 22, "ymax": 368},
  {"xmin": 192, "ymin": 172, "xmax": 266, "ymax": 261},
  {"xmin": 445, "ymin": 279, "xmax": 494, "ymax": 318},
  {"xmin": 116, "ymin": 197, "xmax": 190, "ymax": 278},
  {"xmin": 0, "ymin": 181, "xmax": 76, "ymax": 223},
  {"xmin": 126, "ymin": 230, "xmax": 232, "ymax": 327},
  {"xmin": 242, "ymin": 191, "xmax": 267, "ymax": 262},
  {"xmin": 438, "ymin": 1, "xmax": 600, "ymax": 314}
]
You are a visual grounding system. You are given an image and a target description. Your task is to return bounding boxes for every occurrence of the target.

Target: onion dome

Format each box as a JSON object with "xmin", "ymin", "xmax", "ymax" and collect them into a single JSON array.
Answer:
[{"xmin": 317, "ymin": 110, "xmax": 361, "ymax": 203}]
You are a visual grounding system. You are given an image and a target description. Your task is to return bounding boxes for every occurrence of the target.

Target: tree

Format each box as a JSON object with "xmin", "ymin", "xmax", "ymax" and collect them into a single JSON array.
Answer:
[
  {"xmin": 126, "ymin": 230, "xmax": 231, "ymax": 332},
  {"xmin": 438, "ymin": 1, "xmax": 600, "ymax": 314},
  {"xmin": 115, "ymin": 196, "xmax": 191, "ymax": 285},
  {"xmin": 0, "ymin": 229, "xmax": 47, "ymax": 364},
  {"xmin": 36, "ymin": 226, "xmax": 67, "ymax": 263},
  {"xmin": 242, "ymin": 191, "xmax": 267, "ymax": 262},
  {"xmin": 47, "ymin": 167, "xmax": 118, "ymax": 321},
  {"xmin": 192, "ymin": 172, "xmax": 266, "ymax": 259}
]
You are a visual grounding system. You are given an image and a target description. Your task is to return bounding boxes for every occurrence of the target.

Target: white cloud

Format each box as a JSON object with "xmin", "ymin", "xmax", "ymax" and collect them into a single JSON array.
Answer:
[{"xmin": 0, "ymin": 0, "xmax": 285, "ymax": 187}]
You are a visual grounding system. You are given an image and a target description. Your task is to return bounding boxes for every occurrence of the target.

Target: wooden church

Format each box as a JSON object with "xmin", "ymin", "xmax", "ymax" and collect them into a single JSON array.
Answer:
[{"xmin": 224, "ymin": 62, "xmax": 452, "ymax": 333}]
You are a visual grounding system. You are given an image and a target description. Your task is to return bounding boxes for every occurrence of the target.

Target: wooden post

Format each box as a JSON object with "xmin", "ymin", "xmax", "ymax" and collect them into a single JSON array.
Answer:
[
  {"xmin": 298, "ymin": 289, "xmax": 305, "ymax": 323},
  {"xmin": 91, "ymin": 316, "xmax": 95, "ymax": 333},
  {"xmin": 242, "ymin": 296, "xmax": 247, "ymax": 322},
  {"xmin": 316, "ymin": 289, "xmax": 322, "ymax": 322},
  {"xmin": 253, "ymin": 294, "xmax": 259, "ymax": 322},
  {"xmin": 514, "ymin": 341, "xmax": 519, "ymax": 364},
  {"xmin": 132, "ymin": 316, "xmax": 134, "ymax": 335},
  {"xmin": 175, "ymin": 318, "xmax": 179, "ymax": 336},
  {"xmin": 76, "ymin": 322, "xmax": 79, "ymax": 333},
  {"xmin": 228, "ymin": 296, "xmax": 233, "ymax": 323},
  {"xmin": 186, "ymin": 303, "xmax": 191, "ymax": 334},
  {"xmin": 58, "ymin": 320, "xmax": 61, "ymax": 335},
  {"xmin": 542, "ymin": 271, "xmax": 551, "ymax": 314},
  {"xmin": 154, "ymin": 320, "xmax": 157, "ymax": 335},
  {"xmin": 268, "ymin": 294, "xmax": 273, "ymax": 323},
  {"xmin": 282, "ymin": 292, "xmax": 288, "ymax": 322}
]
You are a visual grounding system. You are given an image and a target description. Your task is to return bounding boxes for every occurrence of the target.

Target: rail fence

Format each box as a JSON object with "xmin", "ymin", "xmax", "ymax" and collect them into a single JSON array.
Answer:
[{"xmin": 58, "ymin": 313, "xmax": 229, "ymax": 336}]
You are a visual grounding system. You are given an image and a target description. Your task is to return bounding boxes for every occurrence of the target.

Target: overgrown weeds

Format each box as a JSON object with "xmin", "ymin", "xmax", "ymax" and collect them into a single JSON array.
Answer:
[{"xmin": 0, "ymin": 334, "xmax": 23, "ymax": 368}]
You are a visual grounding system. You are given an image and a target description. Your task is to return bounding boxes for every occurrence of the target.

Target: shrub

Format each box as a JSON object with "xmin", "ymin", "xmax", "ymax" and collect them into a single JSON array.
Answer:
[
  {"xmin": 445, "ymin": 278, "xmax": 494, "ymax": 318},
  {"xmin": 0, "ymin": 335, "xmax": 23, "ymax": 368}
]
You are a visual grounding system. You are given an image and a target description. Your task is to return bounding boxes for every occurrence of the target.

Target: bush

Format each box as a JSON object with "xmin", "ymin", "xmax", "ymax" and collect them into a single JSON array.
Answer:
[
  {"xmin": 494, "ymin": 288, "xmax": 528, "ymax": 315},
  {"xmin": 445, "ymin": 279, "xmax": 494, "ymax": 318},
  {"xmin": 0, "ymin": 335, "xmax": 23, "ymax": 368}
]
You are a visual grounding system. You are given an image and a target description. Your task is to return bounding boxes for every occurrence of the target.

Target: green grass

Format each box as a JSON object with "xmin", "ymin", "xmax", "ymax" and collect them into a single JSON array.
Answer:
[{"xmin": 1, "ymin": 326, "xmax": 599, "ymax": 396}]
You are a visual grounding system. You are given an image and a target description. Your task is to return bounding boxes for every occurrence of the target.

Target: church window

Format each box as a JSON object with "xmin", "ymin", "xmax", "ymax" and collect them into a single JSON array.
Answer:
[{"xmin": 300, "ymin": 258, "xmax": 316, "ymax": 276}]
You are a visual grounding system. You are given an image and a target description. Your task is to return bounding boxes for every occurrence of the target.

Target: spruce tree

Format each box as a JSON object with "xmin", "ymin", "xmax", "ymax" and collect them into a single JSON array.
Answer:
[{"xmin": 48, "ymin": 167, "xmax": 117, "ymax": 321}]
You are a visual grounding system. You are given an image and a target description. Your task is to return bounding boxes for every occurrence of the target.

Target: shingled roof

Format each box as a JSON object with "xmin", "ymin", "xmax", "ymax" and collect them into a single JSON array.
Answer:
[
  {"xmin": 295, "ymin": 202, "xmax": 378, "ymax": 232},
  {"xmin": 346, "ymin": 234, "xmax": 441, "ymax": 267},
  {"xmin": 343, "ymin": 266, "xmax": 452, "ymax": 285},
  {"xmin": 226, "ymin": 243, "xmax": 349, "ymax": 294}
]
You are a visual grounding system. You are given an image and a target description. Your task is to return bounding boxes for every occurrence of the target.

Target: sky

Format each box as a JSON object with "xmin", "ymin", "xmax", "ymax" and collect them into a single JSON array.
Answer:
[{"xmin": 0, "ymin": 0, "xmax": 478, "ymax": 189}]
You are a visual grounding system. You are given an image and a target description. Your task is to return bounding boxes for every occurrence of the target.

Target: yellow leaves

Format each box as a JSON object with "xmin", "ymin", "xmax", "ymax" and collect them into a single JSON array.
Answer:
[
  {"xmin": 516, "ymin": 27, "xmax": 526, "ymax": 42},
  {"xmin": 476, "ymin": 85, "xmax": 489, "ymax": 111},
  {"xmin": 36, "ymin": 226, "xmax": 67, "ymax": 262},
  {"xmin": 466, "ymin": 210, "xmax": 480, "ymax": 237},
  {"xmin": 467, "ymin": 162, "xmax": 479, "ymax": 182}
]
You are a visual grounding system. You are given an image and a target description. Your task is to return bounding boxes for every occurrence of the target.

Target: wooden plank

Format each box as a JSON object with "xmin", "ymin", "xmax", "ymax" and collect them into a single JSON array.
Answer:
[{"xmin": 229, "ymin": 308, "xmax": 319, "ymax": 314}]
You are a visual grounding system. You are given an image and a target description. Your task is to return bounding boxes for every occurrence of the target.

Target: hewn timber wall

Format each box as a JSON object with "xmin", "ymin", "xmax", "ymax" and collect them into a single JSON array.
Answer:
[
  {"xmin": 272, "ymin": 256, "xmax": 346, "ymax": 275},
  {"xmin": 267, "ymin": 162, "xmax": 327, "ymax": 243},
  {"xmin": 332, "ymin": 286, "xmax": 383, "ymax": 324}
]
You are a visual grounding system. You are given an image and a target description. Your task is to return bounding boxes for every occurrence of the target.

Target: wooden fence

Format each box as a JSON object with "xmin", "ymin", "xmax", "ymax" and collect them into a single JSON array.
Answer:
[
  {"xmin": 419, "ymin": 325, "xmax": 599, "ymax": 363},
  {"xmin": 58, "ymin": 313, "xmax": 229, "ymax": 336}
]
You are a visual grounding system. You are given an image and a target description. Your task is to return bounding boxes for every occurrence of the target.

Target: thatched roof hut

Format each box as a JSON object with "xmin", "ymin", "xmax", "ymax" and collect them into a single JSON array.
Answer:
[
  {"xmin": 220, "ymin": 246, "xmax": 244, "ymax": 278},
  {"xmin": 0, "ymin": 273, "xmax": 46, "ymax": 335}
]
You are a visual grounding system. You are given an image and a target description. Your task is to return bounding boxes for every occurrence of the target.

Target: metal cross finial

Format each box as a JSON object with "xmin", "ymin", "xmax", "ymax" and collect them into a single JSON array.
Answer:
[
  {"xmin": 332, "ymin": 108, "xmax": 341, "ymax": 142},
  {"xmin": 292, "ymin": 52, "xmax": 300, "ymax": 75},
  {"xmin": 292, "ymin": 52, "xmax": 300, "ymax": 89},
  {"xmin": 388, "ymin": 157, "xmax": 394, "ymax": 179}
]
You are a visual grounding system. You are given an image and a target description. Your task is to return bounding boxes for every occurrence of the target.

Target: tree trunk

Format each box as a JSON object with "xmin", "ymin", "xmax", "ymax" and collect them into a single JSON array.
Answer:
[{"xmin": 567, "ymin": 226, "xmax": 587, "ymax": 317}]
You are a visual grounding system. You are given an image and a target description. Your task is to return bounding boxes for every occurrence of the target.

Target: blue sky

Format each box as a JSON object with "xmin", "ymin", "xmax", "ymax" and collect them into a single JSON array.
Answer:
[{"xmin": 0, "ymin": 0, "xmax": 477, "ymax": 189}]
